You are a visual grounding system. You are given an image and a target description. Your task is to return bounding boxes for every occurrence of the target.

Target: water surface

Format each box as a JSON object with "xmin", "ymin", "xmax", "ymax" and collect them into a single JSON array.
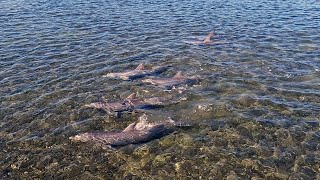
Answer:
[{"xmin": 1, "ymin": 0, "xmax": 319, "ymax": 179}]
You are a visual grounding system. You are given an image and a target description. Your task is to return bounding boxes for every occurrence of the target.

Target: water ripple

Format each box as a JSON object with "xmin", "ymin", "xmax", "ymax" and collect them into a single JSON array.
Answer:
[{"xmin": 1, "ymin": 0, "xmax": 320, "ymax": 178}]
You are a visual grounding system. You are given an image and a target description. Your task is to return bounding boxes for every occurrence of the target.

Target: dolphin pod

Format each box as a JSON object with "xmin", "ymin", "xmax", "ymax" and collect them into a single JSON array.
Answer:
[
  {"xmin": 71, "ymin": 33, "xmax": 215, "ymax": 147},
  {"xmin": 104, "ymin": 63, "xmax": 200, "ymax": 89}
]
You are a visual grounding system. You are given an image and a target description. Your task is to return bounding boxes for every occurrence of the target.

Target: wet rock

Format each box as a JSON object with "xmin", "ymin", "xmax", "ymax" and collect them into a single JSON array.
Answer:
[
  {"xmin": 82, "ymin": 171, "xmax": 100, "ymax": 180},
  {"xmin": 46, "ymin": 161, "xmax": 59, "ymax": 170},
  {"xmin": 153, "ymin": 153, "xmax": 172, "ymax": 167},
  {"xmin": 251, "ymin": 177, "xmax": 263, "ymax": 180},
  {"xmin": 208, "ymin": 120, "xmax": 227, "ymax": 131},
  {"xmin": 187, "ymin": 102, "xmax": 233, "ymax": 120},
  {"xmin": 175, "ymin": 133, "xmax": 195, "ymax": 148},
  {"xmin": 159, "ymin": 134, "xmax": 176, "ymax": 147},
  {"xmin": 289, "ymin": 125, "xmax": 306, "ymax": 142},
  {"xmin": 295, "ymin": 166, "xmax": 317, "ymax": 179},
  {"xmin": 254, "ymin": 144, "xmax": 273, "ymax": 157},
  {"xmin": 174, "ymin": 160, "xmax": 193, "ymax": 174},
  {"xmin": 10, "ymin": 154, "xmax": 29, "ymax": 170},
  {"xmin": 304, "ymin": 120, "xmax": 319, "ymax": 129},
  {"xmin": 276, "ymin": 152, "xmax": 295, "ymax": 171},
  {"xmin": 36, "ymin": 155, "xmax": 53, "ymax": 170},
  {"xmin": 241, "ymin": 159, "xmax": 259, "ymax": 169},
  {"xmin": 125, "ymin": 156, "xmax": 151, "ymax": 173},
  {"xmin": 226, "ymin": 171, "xmax": 239, "ymax": 180},
  {"xmin": 302, "ymin": 140, "xmax": 320, "ymax": 151},
  {"xmin": 123, "ymin": 173, "xmax": 142, "ymax": 180},
  {"xmin": 63, "ymin": 163, "xmax": 81, "ymax": 177},
  {"xmin": 133, "ymin": 145, "xmax": 151, "ymax": 158},
  {"xmin": 265, "ymin": 171, "xmax": 289, "ymax": 179},
  {"xmin": 275, "ymin": 129, "xmax": 295, "ymax": 147},
  {"xmin": 199, "ymin": 146, "xmax": 220, "ymax": 158},
  {"xmin": 237, "ymin": 121, "xmax": 259, "ymax": 135},
  {"xmin": 210, "ymin": 159, "xmax": 228, "ymax": 178},
  {"xmin": 236, "ymin": 94, "xmax": 258, "ymax": 107}
]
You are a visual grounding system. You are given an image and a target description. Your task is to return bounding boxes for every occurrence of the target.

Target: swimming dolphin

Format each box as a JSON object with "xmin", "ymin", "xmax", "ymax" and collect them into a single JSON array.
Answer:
[
  {"xmin": 103, "ymin": 63, "xmax": 168, "ymax": 80},
  {"xmin": 142, "ymin": 71, "xmax": 200, "ymax": 89},
  {"xmin": 85, "ymin": 93, "xmax": 181, "ymax": 115},
  {"xmin": 184, "ymin": 32, "xmax": 218, "ymax": 45},
  {"xmin": 69, "ymin": 114, "xmax": 190, "ymax": 147}
]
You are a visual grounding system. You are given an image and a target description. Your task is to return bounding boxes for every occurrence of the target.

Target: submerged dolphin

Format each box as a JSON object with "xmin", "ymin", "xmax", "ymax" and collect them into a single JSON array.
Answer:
[
  {"xmin": 142, "ymin": 71, "xmax": 200, "ymax": 89},
  {"xmin": 70, "ymin": 114, "xmax": 190, "ymax": 147},
  {"xmin": 85, "ymin": 93, "xmax": 182, "ymax": 115},
  {"xmin": 103, "ymin": 63, "xmax": 168, "ymax": 80}
]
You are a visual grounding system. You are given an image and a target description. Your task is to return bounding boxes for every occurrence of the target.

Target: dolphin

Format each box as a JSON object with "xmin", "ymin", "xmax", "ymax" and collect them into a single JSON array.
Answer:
[
  {"xmin": 69, "ymin": 114, "xmax": 190, "ymax": 147},
  {"xmin": 103, "ymin": 63, "xmax": 168, "ymax": 80},
  {"xmin": 142, "ymin": 71, "xmax": 200, "ymax": 89},
  {"xmin": 85, "ymin": 93, "xmax": 182, "ymax": 115},
  {"xmin": 184, "ymin": 32, "xmax": 219, "ymax": 45}
]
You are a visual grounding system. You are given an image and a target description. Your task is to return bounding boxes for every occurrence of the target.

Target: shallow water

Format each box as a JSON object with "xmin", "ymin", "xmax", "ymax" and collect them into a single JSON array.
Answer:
[{"xmin": 1, "ymin": 0, "xmax": 320, "ymax": 179}]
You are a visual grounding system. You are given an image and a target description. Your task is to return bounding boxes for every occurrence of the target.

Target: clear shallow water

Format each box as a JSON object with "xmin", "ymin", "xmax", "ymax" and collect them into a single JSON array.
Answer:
[{"xmin": 1, "ymin": 0, "xmax": 320, "ymax": 179}]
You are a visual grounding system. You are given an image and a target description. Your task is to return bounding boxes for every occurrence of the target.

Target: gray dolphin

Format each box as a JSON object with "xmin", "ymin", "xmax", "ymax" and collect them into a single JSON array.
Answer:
[
  {"xmin": 69, "ymin": 114, "xmax": 190, "ymax": 147},
  {"xmin": 103, "ymin": 63, "xmax": 168, "ymax": 80},
  {"xmin": 85, "ymin": 93, "xmax": 182, "ymax": 115},
  {"xmin": 142, "ymin": 71, "xmax": 200, "ymax": 89}
]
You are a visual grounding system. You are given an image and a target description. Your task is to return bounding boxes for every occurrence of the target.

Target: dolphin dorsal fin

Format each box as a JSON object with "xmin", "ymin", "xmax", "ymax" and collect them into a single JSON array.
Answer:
[
  {"xmin": 126, "ymin": 93, "xmax": 136, "ymax": 100},
  {"xmin": 122, "ymin": 123, "xmax": 136, "ymax": 132},
  {"xmin": 173, "ymin": 71, "xmax": 183, "ymax": 79},
  {"xmin": 203, "ymin": 32, "xmax": 214, "ymax": 43},
  {"xmin": 135, "ymin": 63, "xmax": 145, "ymax": 70}
]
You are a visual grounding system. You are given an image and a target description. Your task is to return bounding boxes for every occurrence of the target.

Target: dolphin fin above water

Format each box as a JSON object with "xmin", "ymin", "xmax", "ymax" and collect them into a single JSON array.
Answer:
[
  {"xmin": 135, "ymin": 63, "xmax": 145, "ymax": 70},
  {"xmin": 202, "ymin": 32, "xmax": 214, "ymax": 44},
  {"xmin": 122, "ymin": 122, "xmax": 136, "ymax": 132},
  {"xmin": 173, "ymin": 71, "xmax": 183, "ymax": 79}
]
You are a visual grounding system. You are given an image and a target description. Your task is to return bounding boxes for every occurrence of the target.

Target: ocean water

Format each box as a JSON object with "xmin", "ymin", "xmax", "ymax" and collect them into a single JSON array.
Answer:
[{"xmin": 0, "ymin": 0, "xmax": 319, "ymax": 179}]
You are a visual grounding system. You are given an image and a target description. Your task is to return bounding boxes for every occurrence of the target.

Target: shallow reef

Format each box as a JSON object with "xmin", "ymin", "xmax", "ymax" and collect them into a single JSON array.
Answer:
[
  {"xmin": 1, "ymin": 115, "xmax": 319, "ymax": 179},
  {"xmin": 1, "ymin": 0, "xmax": 320, "ymax": 179}
]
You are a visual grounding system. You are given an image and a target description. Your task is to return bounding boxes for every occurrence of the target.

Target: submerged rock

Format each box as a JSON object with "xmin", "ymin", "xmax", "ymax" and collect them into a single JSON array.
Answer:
[{"xmin": 153, "ymin": 153, "xmax": 172, "ymax": 167}]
